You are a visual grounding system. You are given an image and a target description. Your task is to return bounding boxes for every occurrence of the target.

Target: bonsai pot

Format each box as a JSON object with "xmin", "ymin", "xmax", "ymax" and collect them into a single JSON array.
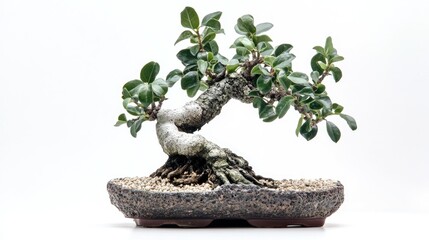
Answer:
[{"xmin": 107, "ymin": 177, "xmax": 344, "ymax": 228}]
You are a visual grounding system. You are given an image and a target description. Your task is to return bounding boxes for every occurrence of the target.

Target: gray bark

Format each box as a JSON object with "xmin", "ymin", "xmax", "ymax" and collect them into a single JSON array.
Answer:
[{"xmin": 155, "ymin": 76, "xmax": 262, "ymax": 185}]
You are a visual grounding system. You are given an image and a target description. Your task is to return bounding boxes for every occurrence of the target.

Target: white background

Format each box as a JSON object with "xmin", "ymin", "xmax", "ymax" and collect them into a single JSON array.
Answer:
[{"xmin": 1, "ymin": 0, "xmax": 428, "ymax": 239}]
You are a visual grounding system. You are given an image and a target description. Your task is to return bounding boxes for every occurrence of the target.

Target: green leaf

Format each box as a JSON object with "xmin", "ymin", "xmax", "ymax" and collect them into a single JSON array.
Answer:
[
  {"xmin": 310, "ymin": 71, "xmax": 320, "ymax": 83},
  {"xmin": 317, "ymin": 96, "xmax": 332, "ymax": 109},
  {"xmin": 332, "ymin": 103, "xmax": 344, "ymax": 114},
  {"xmin": 199, "ymin": 81, "xmax": 208, "ymax": 91},
  {"xmin": 263, "ymin": 56, "xmax": 275, "ymax": 66},
  {"xmin": 313, "ymin": 46, "xmax": 325, "ymax": 56},
  {"xmin": 204, "ymin": 40, "xmax": 219, "ymax": 55},
  {"xmin": 318, "ymin": 61, "xmax": 327, "ymax": 70},
  {"xmin": 251, "ymin": 64, "xmax": 270, "ymax": 76},
  {"xmin": 276, "ymin": 96, "xmax": 293, "ymax": 119},
  {"xmin": 201, "ymin": 11, "xmax": 222, "ymax": 25},
  {"xmin": 301, "ymin": 125, "xmax": 318, "ymax": 141},
  {"xmin": 325, "ymin": 36, "xmax": 334, "ymax": 55},
  {"xmin": 326, "ymin": 120, "xmax": 341, "ymax": 143},
  {"xmin": 259, "ymin": 104, "xmax": 276, "ymax": 119},
  {"xmin": 151, "ymin": 78, "xmax": 168, "ymax": 97},
  {"xmin": 202, "ymin": 28, "xmax": 216, "ymax": 44},
  {"xmin": 315, "ymin": 84, "xmax": 326, "ymax": 94},
  {"xmin": 252, "ymin": 96, "xmax": 263, "ymax": 108},
  {"xmin": 274, "ymin": 44, "xmax": 293, "ymax": 57},
  {"xmin": 216, "ymin": 53, "xmax": 228, "ymax": 65},
  {"xmin": 189, "ymin": 45, "xmax": 200, "ymax": 56},
  {"xmin": 331, "ymin": 67, "xmax": 342, "ymax": 82},
  {"xmin": 234, "ymin": 24, "xmax": 247, "ymax": 35},
  {"xmin": 174, "ymin": 30, "xmax": 194, "ymax": 45},
  {"xmin": 177, "ymin": 49, "xmax": 197, "ymax": 66},
  {"xmin": 140, "ymin": 61, "xmax": 160, "ymax": 83},
  {"xmin": 138, "ymin": 84, "xmax": 153, "ymax": 107},
  {"xmin": 204, "ymin": 19, "xmax": 221, "ymax": 30},
  {"xmin": 130, "ymin": 118, "xmax": 144, "ymax": 138},
  {"xmin": 123, "ymin": 79, "xmax": 142, "ymax": 92},
  {"xmin": 309, "ymin": 101, "xmax": 324, "ymax": 110},
  {"xmin": 166, "ymin": 69, "xmax": 182, "ymax": 87},
  {"xmin": 197, "ymin": 60, "xmax": 208, "ymax": 74},
  {"xmin": 311, "ymin": 53, "xmax": 325, "ymax": 74},
  {"xmin": 277, "ymin": 71, "xmax": 290, "ymax": 90},
  {"xmin": 295, "ymin": 115, "xmax": 304, "ymax": 137},
  {"xmin": 186, "ymin": 84, "xmax": 200, "ymax": 97},
  {"xmin": 331, "ymin": 55, "xmax": 344, "ymax": 63},
  {"xmin": 259, "ymin": 42, "xmax": 274, "ymax": 56},
  {"xmin": 288, "ymin": 72, "xmax": 310, "ymax": 87},
  {"xmin": 122, "ymin": 87, "xmax": 131, "ymax": 99},
  {"xmin": 235, "ymin": 46, "xmax": 250, "ymax": 56},
  {"xmin": 226, "ymin": 59, "xmax": 239, "ymax": 73},
  {"xmin": 273, "ymin": 52, "xmax": 295, "ymax": 69},
  {"xmin": 340, "ymin": 114, "xmax": 357, "ymax": 130},
  {"xmin": 180, "ymin": 7, "xmax": 200, "ymax": 29},
  {"xmin": 114, "ymin": 113, "xmax": 127, "ymax": 127},
  {"xmin": 256, "ymin": 75, "xmax": 272, "ymax": 94},
  {"xmin": 253, "ymin": 35, "xmax": 272, "ymax": 45},
  {"xmin": 248, "ymin": 89, "xmax": 260, "ymax": 97},
  {"xmin": 255, "ymin": 22, "xmax": 273, "ymax": 34},
  {"xmin": 300, "ymin": 119, "xmax": 312, "ymax": 134},
  {"xmin": 236, "ymin": 15, "xmax": 256, "ymax": 34},
  {"xmin": 181, "ymin": 71, "xmax": 199, "ymax": 90}
]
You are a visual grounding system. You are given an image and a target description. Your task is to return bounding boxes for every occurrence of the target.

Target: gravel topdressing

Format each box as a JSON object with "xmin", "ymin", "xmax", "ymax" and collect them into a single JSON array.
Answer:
[{"xmin": 109, "ymin": 176, "xmax": 340, "ymax": 192}]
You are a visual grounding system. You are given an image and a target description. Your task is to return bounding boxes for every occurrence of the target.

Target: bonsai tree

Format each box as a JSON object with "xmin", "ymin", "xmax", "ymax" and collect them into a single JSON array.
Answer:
[{"xmin": 114, "ymin": 7, "xmax": 357, "ymax": 187}]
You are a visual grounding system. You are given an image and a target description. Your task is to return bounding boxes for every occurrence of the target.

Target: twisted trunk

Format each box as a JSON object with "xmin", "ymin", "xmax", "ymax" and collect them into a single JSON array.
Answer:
[{"xmin": 151, "ymin": 76, "xmax": 273, "ymax": 187}]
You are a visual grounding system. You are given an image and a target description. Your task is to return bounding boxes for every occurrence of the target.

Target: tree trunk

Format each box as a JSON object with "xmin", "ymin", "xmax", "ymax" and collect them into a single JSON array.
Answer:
[{"xmin": 151, "ymin": 76, "xmax": 273, "ymax": 187}]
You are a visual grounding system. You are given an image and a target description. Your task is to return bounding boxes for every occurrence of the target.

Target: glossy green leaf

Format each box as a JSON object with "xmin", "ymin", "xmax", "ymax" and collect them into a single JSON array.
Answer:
[
  {"xmin": 216, "ymin": 53, "xmax": 228, "ymax": 65},
  {"xmin": 251, "ymin": 64, "xmax": 270, "ymax": 76},
  {"xmin": 180, "ymin": 7, "xmax": 199, "ymax": 29},
  {"xmin": 226, "ymin": 59, "xmax": 239, "ymax": 73},
  {"xmin": 259, "ymin": 104, "xmax": 276, "ymax": 119},
  {"xmin": 140, "ymin": 61, "xmax": 160, "ymax": 83},
  {"xmin": 313, "ymin": 46, "xmax": 325, "ymax": 55},
  {"xmin": 175, "ymin": 30, "xmax": 194, "ymax": 45},
  {"xmin": 202, "ymin": 28, "xmax": 216, "ymax": 44},
  {"xmin": 199, "ymin": 81, "xmax": 208, "ymax": 91},
  {"xmin": 130, "ymin": 118, "xmax": 144, "ymax": 138},
  {"xmin": 235, "ymin": 46, "xmax": 250, "ymax": 56},
  {"xmin": 197, "ymin": 60, "xmax": 208, "ymax": 74},
  {"xmin": 331, "ymin": 67, "xmax": 342, "ymax": 82},
  {"xmin": 326, "ymin": 120, "xmax": 341, "ymax": 143},
  {"xmin": 123, "ymin": 79, "xmax": 142, "ymax": 92},
  {"xmin": 315, "ymin": 84, "xmax": 326, "ymax": 94},
  {"xmin": 181, "ymin": 71, "xmax": 199, "ymax": 90},
  {"xmin": 151, "ymin": 78, "xmax": 168, "ymax": 97},
  {"xmin": 263, "ymin": 55, "xmax": 275, "ymax": 66},
  {"xmin": 213, "ymin": 62, "xmax": 225, "ymax": 74},
  {"xmin": 259, "ymin": 42, "xmax": 274, "ymax": 56},
  {"xmin": 253, "ymin": 35, "xmax": 272, "ymax": 45},
  {"xmin": 114, "ymin": 113, "xmax": 127, "ymax": 127},
  {"xmin": 252, "ymin": 96, "xmax": 263, "ymax": 108},
  {"xmin": 248, "ymin": 89, "xmax": 260, "ymax": 97},
  {"xmin": 277, "ymin": 71, "xmax": 290, "ymax": 90},
  {"xmin": 204, "ymin": 19, "xmax": 221, "ymax": 30},
  {"xmin": 234, "ymin": 24, "xmax": 247, "ymax": 35},
  {"xmin": 189, "ymin": 45, "xmax": 200, "ymax": 56},
  {"xmin": 296, "ymin": 115, "xmax": 304, "ymax": 137},
  {"xmin": 340, "ymin": 114, "xmax": 357, "ymax": 130},
  {"xmin": 310, "ymin": 71, "xmax": 320, "ymax": 83},
  {"xmin": 256, "ymin": 75, "xmax": 272, "ymax": 94},
  {"xmin": 186, "ymin": 84, "xmax": 200, "ymax": 97},
  {"xmin": 122, "ymin": 87, "xmax": 131, "ymax": 99},
  {"xmin": 301, "ymin": 125, "xmax": 318, "ymax": 141},
  {"xmin": 236, "ymin": 15, "xmax": 256, "ymax": 34},
  {"xmin": 273, "ymin": 52, "xmax": 295, "ymax": 69},
  {"xmin": 311, "ymin": 53, "xmax": 325, "ymax": 74},
  {"xmin": 255, "ymin": 22, "xmax": 273, "ymax": 34},
  {"xmin": 332, "ymin": 103, "xmax": 344, "ymax": 114},
  {"xmin": 166, "ymin": 69, "xmax": 182, "ymax": 87},
  {"xmin": 177, "ymin": 49, "xmax": 197, "ymax": 66},
  {"xmin": 300, "ymin": 119, "xmax": 312, "ymax": 134},
  {"xmin": 204, "ymin": 40, "xmax": 219, "ymax": 55},
  {"xmin": 317, "ymin": 96, "xmax": 332, "ymax": 109},
  {"xmin": 287, "ymin": 72, "xmax": 310, "ymax": 86},
  {"xmin": 276, "ymin": 96, "xmax": 293, "ymax": 119},
  {"xmin": 138, "ymin": 85, "xmax": 153, "ymax": 107},
  {"xmin": 274, "ymin": 44, "xmax": 293, "ymax": 56},
  {"xmin": 331, "ymin": 55, "xmax": 344, "ymax": 63},
  {"xmin": 202, "ymin": 11, "xmax": 222, "ymax": 25},
  {"xmin": 325, "ymin": 36, "xmax": 334, "ymax": 55},
  {"xmin": 309, "ymin": 101, "xmax": 323, "ymax": 110}
]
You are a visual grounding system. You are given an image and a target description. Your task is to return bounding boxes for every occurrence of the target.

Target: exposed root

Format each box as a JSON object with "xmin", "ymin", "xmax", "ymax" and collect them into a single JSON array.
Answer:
[{"xmin": 150, "ymin": 150, "xmax": 275, "ymax": 188}]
